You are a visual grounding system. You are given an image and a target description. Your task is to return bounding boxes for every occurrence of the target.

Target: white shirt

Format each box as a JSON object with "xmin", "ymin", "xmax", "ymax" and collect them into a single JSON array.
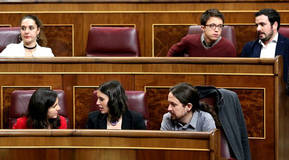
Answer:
[
  {"xmin": 259, "ymin": 33, "xmax": 278, "ymax": 58},
  {"xmin": 0, "ymin": 41, "xmax": 54, "ymax": 57}
]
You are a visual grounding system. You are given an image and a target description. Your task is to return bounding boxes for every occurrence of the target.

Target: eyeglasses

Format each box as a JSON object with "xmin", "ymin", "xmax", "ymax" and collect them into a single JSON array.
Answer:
[{"xmin": 205, "ymin": 24, "xmax": 224, "ymax": 30}]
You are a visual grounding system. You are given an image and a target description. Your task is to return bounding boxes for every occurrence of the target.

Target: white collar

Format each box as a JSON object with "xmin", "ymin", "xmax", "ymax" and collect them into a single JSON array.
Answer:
[{"xmin": 259, "ymin": 33, "xmax": 278, "ymax": 47}]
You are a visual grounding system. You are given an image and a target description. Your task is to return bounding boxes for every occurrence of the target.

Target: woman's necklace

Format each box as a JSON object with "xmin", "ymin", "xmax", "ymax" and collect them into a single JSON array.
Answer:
[
  {"xmin": 110, "ymin": 120, "xmax": 119, "ymax": 126},
  {"xmin": 24, "ymin": 44, "xmax": 37, "ymax": 50}
]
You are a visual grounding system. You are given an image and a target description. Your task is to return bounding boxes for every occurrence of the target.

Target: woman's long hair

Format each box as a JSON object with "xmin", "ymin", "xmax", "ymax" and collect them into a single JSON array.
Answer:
[
  {"xmin": 170, "ymin": 82, "xmax": 221, "ymax": 128},
  {"xmin": 20, "ymin": 15, "xmax": 48, "ymax": 46},
  {"xmin": 26, "ymin": 88, "xmax": 60, "ymax": 129},
  {"xmin": 98, "ymin": 80, "xmax": 128, "ymax": 123}
]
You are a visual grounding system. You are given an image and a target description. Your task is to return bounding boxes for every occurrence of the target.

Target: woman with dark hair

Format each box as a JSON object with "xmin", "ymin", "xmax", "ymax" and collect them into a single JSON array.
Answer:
[
  {"xmin": 160, "ymin": 82, "xmax": 216, "ymax": 131},
  {"xmin": 0, "ymin": 15, "xmax": 54, "ymax": 57},
  {"xmin": 13, "ymin": 88, "xmax": 67, "ymax": 129},
  {"xmin": 87, "ymin": 80, "xmax": 146, "ymax": 130}
]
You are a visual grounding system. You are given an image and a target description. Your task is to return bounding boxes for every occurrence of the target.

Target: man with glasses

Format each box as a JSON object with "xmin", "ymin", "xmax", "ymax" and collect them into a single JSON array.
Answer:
[
  {"xmin": 167, "ymin": 9, "xmax": 236, "ymax": 57},
  {"xmin": 241, "ymin": 8, "xmax": 289, "ymax": 91}
]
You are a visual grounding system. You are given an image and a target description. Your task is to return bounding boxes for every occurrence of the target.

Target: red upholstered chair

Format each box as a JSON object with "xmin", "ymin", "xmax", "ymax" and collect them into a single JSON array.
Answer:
[
  {"xmin": 279, "ymin": 27, "xmax": 289, "ymax": 39},
  {"xmin": 9, "ymin": 90, "xmax": 68, "ymax": 128},
  {"xmin": 0, "ymin": 27, "xmax": 21, "ymax": 52},
  {"xmin": 188, "ymin": 25, "xmax": 237, "ymax": 48},
  {"xmin": 92, "ymin": 90, "xmax": 148, "ymax": 124},
  {"xmin": 86, "ymin": 27, "xmax": 140, "ymax": 57}
]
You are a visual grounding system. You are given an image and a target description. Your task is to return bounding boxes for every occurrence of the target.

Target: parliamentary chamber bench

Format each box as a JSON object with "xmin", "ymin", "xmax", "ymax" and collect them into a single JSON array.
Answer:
[
  {"xmin": 1, "ymin": 0, "xmax": 289, "ymax": 57},
  {"xmin": 0, "ymin": 0, "xmax": 289, "ymax": 160},
  {"xmin": 0, "ymin": 57, "xmax": 287, "ymax": 160}
]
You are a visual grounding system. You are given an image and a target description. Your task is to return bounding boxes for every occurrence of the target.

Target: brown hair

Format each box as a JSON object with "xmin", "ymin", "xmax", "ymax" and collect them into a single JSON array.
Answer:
[
  {"xmin": 200, "ymin": 9, "xmax": 224, "ymax": 25},
  {"xmin": 20, "ymin": 15, "xmax": 48, "ymax": 46}
]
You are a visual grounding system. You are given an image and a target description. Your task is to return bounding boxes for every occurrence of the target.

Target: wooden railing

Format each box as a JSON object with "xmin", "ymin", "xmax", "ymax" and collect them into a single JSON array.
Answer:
[{"xmin": 0, "ymin": 129, "xmax": 220, "ymax": 160}]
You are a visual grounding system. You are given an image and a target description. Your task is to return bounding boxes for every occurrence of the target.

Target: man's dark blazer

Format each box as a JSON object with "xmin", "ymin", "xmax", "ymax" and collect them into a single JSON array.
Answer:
[
  {"xmin": 86, "ymin": 110, "xmax": 146, "ymax": 129},
  {"xmin": 241, "ymin": 33, "xmax": 289, "ymax": 85}
]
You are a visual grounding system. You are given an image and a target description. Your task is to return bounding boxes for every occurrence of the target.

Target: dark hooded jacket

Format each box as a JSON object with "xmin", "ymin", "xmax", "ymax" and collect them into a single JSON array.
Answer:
[{"xmin": 196, "ymin": 86, "xmax": 251, "ymax": 160}]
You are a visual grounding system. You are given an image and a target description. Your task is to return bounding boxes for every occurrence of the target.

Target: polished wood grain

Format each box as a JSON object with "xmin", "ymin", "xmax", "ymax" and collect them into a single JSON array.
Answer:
[
  {"xmin": 0, "ymin": 129, "xmax": 220, "ymax": 160},
  {"xmin": 0, "ymin": 57, "xmax": 277, "ymax": 74},
  {"xmin": 0, "ymin": 1, "xmax": 289, "ymax": 158},
  {"xmin": 1, "ymin": 0, "xmax": 289, "ymax": 3},
  {"xmin": 0, "ymin": 56, "xmax": 286, "ymax": 160},
  {"xmin": 234, "ymin": 25, "xmax": 256, "ymax": 55},
  {"xmin": 153, "ymin": 25, "xmax": 189, "ymax": 57},
  {"xmin": 43, "ymin": 25, "xmax": 73, "ymax": 56},
  {"xmin": 74, "ymin": 87, "xmax": 98, "ymax": 129},
  {"xmin": 146, "ymin": 88, "xmax": 169, "ymax": 130},
  {"xmin": 2, "ymin": 2, "xmax": 289, "ymax": 11},
  {"xmin": 1, "ymin": 9, "xmax": 289, "ymax": 57},
  {"xmin": 230, "ymin": 89, "xmax": 265, "ymax": 138}
]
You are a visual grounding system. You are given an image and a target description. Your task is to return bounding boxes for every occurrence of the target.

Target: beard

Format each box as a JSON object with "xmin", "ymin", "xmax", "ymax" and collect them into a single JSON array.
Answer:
[
  {"xmin": 169, "ymin": 110, "xmax": 187, "ymax": 122},
  {"xmin": 258, "ymin": 29, "xmax": 274, "ymax": 43},
  {"xmin": 170, "ymin": 112, "xmax": 177, "ymax": 120}
]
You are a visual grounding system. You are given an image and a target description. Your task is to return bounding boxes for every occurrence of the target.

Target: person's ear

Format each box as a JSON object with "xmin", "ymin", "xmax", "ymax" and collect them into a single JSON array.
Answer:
[
  {"xmin": 273, "ymin": 21, "xmax": 278, "ymax": 31},
  {"xmin": 186, "ymin": 103, "xmax": 193, "ymax": 112},
  {"xmin": 201, "ymin": 25, "xmax": 205, "ymax": 32},
  {"xmin": 36, "ymin": 28, "xmax": 40, "ymax": 35}
]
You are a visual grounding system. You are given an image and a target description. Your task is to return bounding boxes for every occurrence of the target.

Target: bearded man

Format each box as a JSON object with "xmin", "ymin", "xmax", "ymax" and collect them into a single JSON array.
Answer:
[{"xmin": 241, "ymin": 8, "xmax": 289, "ymax": 90}]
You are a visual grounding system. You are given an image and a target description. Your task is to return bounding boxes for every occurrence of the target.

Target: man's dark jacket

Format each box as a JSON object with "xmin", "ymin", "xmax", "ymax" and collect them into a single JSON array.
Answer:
[
  {"xmin": 196, "ymin": 86, "xmax": 251, "ymax": 160},
  {"xmin": 241, "ymin": 33, "xmax": 289, "ymax": 86}
]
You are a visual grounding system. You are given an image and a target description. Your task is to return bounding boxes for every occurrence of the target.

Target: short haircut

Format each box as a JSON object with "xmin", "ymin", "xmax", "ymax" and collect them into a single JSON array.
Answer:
[
  {"xmin": 200, "ymin": 9, "xmax": 224, "ymax": 25},
  {"xmin": 255, "ymin": 8, "xmax": 280, "ymax": 30},
  {"xmin": 98, "ymin": 80, "xmax": 128, "ymax": 123}
]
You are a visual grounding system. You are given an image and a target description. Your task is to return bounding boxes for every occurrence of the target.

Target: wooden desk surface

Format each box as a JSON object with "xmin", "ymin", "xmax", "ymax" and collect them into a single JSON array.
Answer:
[
  {"xmin": 0, "ymin": 129, "xmax": 220, "ymax": 160},
  {"xmin": 0, "ymin": 57, "xmax": 277, "ymax": 75}
]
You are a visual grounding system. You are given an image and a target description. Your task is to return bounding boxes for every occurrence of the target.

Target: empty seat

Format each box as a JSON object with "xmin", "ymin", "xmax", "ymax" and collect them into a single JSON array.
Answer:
[
  {"xmin": 188, "ymin": 25, "xmax": 237, "ymax": 48},
  {"xmin": 9, "ymin": 89, "xmax": 67, "ymax": 128},
  {"xmin": 86, "ymin": 27, "xmax": 140, "ymax": 57},
  {"xmin": 0, "ymin": 27, "xmax": 21, "ymax": 52}
]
